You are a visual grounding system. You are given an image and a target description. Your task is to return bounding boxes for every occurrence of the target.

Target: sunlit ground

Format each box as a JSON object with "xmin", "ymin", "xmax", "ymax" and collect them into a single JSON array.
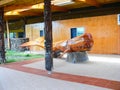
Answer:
[
  {"xmin": 89, "ymin": 54, "xmax": 120, "ymax": 63},
  {"xmin": 24, "ymin": 53, "xmax": 120, "ymax": 81}
]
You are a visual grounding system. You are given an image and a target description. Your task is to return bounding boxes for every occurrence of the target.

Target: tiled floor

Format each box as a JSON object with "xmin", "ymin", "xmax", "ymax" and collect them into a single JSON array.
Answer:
[{"xmin": 0, "ymin": 54, "xmax": 120, "ymax": 90}]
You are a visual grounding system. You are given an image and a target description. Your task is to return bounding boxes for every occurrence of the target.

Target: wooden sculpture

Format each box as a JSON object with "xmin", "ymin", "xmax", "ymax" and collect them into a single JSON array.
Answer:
[
  {"xmin": 53, "ymin": 33, "xmax": 94, "ymax": 57},
  {"xmin": 20, "ymin": 37, "xmax": 44, "ymax": 48},
  {"xmin": 20, "ymin": 33, "xmax": 94, "ymax": 58}
]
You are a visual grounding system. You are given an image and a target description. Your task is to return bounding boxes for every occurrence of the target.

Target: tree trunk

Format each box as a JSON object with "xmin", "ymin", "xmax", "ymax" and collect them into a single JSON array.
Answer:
[{"xmin": 44, "ymin": 0, "xmax": 53, "ymax": 72}]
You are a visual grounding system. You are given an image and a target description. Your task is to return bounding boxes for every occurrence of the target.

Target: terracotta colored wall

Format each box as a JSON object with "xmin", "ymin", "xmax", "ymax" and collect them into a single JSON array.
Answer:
[{"xmin": 26, "ymin": 14, "xmax": 120, "ymax": 54}]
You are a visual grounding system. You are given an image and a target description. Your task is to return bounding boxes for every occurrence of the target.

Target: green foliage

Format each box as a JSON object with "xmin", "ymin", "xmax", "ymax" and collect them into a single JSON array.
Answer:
[{"xmin": 5, "ymin": 50, "xmax": 44, "ymax": 63}]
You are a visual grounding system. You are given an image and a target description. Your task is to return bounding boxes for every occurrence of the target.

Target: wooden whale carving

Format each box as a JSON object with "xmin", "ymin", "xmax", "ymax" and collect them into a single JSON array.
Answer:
[
  {"xmin": 53, "ymin": 33, "xmax": 94, "ymax": 57},
  {"xmin": 20, "ymin": 33, "xmax": 94, "ymax": 58}
]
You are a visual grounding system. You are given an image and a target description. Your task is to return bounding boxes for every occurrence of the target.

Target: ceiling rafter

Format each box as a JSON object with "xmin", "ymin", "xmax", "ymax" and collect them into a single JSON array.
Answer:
[
  {"xmin": 0, "ymin": 0, "xmax": 15, "ymax": 7},
  {"xmin": 4, "ymin": 15, "xmax": 21, "ymax": 20},
  {"xmin": 2, "ymin": 0, "xmax": 120, "ymax": 20},
  {"xmin": 19, "ymin": 11, "xmax": 41, "ymax": 16},
  {"xmin": 75, "ymin": 0, "xmax": 100, "ymax": 7},
  {"xmin": 4, "ymin": 3, "xmax": 68, "ymax": 15},
  {"xmin": 51, "ymin": 5, "xmax": 68, "ymax": 12},
  {"xmin": 4, "ymin": 5, "xmax": 33, "ymax": 12},
  {"xmin": 14, "ymin": 0, "xmax": 44, "ymax": 5}
]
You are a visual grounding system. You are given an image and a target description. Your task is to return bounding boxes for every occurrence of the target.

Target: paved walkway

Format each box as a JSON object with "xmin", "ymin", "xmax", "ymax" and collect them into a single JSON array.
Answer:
[{"xmin": 0, "ymin": 54, "xmax": 120, "ymax": 90}]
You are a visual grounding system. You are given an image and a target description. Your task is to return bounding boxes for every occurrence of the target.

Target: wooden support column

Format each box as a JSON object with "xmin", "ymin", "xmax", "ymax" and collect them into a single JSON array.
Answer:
[
  {"xmin": 0, "ymin": 7, "xmax": 6, "ymax": 63},
  {"xmin": 44, "ymin": 0, "xmax": 53, "ymax": 73},
  {"xmin": 23, "ymin": 18, "xmax": 27, "ymax": 38},
  {"xmin": 6, "ymin": 20, "xmax": 10, "ymax": 50}
]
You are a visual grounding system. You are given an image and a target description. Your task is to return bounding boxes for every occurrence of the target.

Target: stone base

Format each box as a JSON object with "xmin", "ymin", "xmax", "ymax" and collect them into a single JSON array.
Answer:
[{"xmin": 66, "ymin": 51, "xmax": 88, "ymax": 63}]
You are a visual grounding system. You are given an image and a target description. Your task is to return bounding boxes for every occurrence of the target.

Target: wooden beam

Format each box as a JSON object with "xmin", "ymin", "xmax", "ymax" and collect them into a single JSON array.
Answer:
[
  {"xmin": 19, "ymin": 11, "xmax": 41, "ymax": 16},
  {"xmin": 15, "ymin": 0, "xmax": 44, "ymax": 4},
  {"xmin": 17, "ymin": 2, "xmax": 120, "ymax": 24},
  {"xmin": 52, "ymin": 2, "xmax": 120, "ymax": 21},
  {"xmin": 4, "ymin": 16, "xmax": 21, "ymax": 20},
  {"xmin": 4, "ymin": 5, "xmax": 32, "ymax": 12},
  {"xmin": 6, "ymin": 20, "xmax": 10, "ymax": 50},
  {"xmin": 76, "ymin": 0, "xmax": 100, "ymax": 7},
  {"xmin": 22, "ymin": 18, "xmax": 27, "ymax": 38},
  {"xmin": 0, "ymin": 0, "xmax": 15, "ymax": 7},
  {"xmin": 51, "ymin": 5, "xmax": 68, "ymax": 12},
  {"xmin": 44, "ymin": 0, "xmax": 53, "ymax": 73}
]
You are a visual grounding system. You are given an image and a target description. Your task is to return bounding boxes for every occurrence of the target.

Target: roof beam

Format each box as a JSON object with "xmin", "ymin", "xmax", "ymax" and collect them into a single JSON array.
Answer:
[
  {"xmin": 4, "ymin": 16, "xmax": 21, "ymax": 20},
  {"xmin": 15, "ymin": 0, "xmax": 44, "ymax": 4},
  {"xmin": 19, "ymin": 11, "xmax": 41, "ymax": 16},
  {"xmin": 0, "ymin": 0, "xmax": 15, "ymax": 7},
  {"xmin": 51, "ymin": 5, "xmax": 68, "ymax": 12},
  {"xmin": 76, "ymin": 0, "xmax": 100, "ymax": 7},
  {"xmin": 4, "ymin": 5, "xmax": 32, "ymax": 12}
]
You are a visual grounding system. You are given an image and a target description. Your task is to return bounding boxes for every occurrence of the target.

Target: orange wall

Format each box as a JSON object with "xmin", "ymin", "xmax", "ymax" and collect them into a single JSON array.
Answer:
[{"xmin": 26, "ymin": 14, "xmax": 120, "ymax": 54}]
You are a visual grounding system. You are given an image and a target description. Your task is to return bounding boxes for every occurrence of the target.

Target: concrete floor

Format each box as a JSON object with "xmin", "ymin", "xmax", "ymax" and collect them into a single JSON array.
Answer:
[{"xmin": 0, "ymin": 53, "xmax": 120, "ymax": 90}]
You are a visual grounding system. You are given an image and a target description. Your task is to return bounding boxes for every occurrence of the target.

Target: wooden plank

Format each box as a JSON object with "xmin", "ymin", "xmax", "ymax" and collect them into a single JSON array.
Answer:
[
  {"xmin": 15, "ymin": 0, "xmax": 44, "ymax": 4},
  {"xmin": 0, "ymin": 0, "xmax": 15, "ymax": 7},
  {"xmin": 4, "ymin": 5, "xmax": 32, "ymax": 12},
  {"xmin": 51, "ymin": 5, "xmax": 68, "ymax": 12},
  {"xmin": 6, "ymin": 21, "xmax": 10, "ymax": 49},
  {"xmin": 19, "ymin": 11, "xmax": 41, "ymax": 16},
  {"xmin": 76, "ymin": 0, "xmax": 100, "ymax": 7}
]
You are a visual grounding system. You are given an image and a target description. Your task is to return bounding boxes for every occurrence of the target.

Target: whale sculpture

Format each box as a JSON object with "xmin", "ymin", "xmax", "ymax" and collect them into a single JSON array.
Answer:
[
  {"xmin": 20, "ymin": 33, "xmax": 94, "ymax": 58},
  {"xmin": 53, "ymin": 33, "xmax": 94, "ymax": 57}
]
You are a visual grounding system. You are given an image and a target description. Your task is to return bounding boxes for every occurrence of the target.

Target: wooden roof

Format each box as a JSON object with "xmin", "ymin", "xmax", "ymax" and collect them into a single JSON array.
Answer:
[{"xmin": 0, "ymin": 0, "xmax": 120, "ymax": 20}]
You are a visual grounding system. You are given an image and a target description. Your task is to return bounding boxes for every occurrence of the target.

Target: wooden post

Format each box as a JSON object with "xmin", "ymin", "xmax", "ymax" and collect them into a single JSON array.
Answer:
[
  {"xmin": 0, "ymin": 7, "xmax": 6, "ymax": 63},
  {"xmin": 23, "ymin": 18, "xmax": 27, "ymax": 38},
  {"xmin": 6, "ymin": 20, "xmax": 10, "ymax": 50},
  {"xmin": 44, "ymin": 0, "xmax": 53, "ymax": 73}
]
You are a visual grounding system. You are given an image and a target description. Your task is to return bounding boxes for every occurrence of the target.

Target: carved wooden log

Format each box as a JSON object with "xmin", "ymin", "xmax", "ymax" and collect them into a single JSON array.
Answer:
[
  {"xmin": 67, "ymin": 51, "xmax": 88, "ymax": 63},
  {"xmin": 53, "ymin": 33, "xmax": 94, "ymax": 58},
  {"xmin": 53, "ymin": 33, "xmax": 94, "ymax": 52},
  {"xmin": 0, "ymin": 7, "xmax": 6, "ymax": 63},
  {"xmin": 44, "ymin": 0, "xmax": 53, "ymax": 72}
]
